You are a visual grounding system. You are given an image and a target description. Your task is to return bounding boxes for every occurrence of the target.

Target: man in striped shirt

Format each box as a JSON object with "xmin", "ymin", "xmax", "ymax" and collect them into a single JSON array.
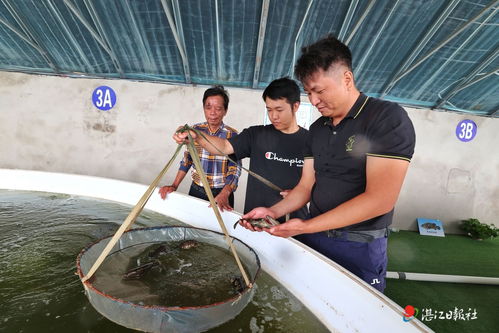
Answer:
[{"xmin": 159, "ymin": 85, "xmax": 241, "ymax": 211}]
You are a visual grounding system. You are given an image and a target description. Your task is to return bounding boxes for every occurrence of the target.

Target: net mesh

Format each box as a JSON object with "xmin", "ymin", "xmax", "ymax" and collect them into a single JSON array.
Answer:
[{"xmin": 77, "ymin": 226, "xmax": 260, "ymax": 333}]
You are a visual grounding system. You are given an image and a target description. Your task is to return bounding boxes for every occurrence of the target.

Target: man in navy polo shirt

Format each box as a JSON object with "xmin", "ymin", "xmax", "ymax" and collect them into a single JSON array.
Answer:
[{"xmin": 242, "ymin": 35, "xmax": 415, "ymax": 293}]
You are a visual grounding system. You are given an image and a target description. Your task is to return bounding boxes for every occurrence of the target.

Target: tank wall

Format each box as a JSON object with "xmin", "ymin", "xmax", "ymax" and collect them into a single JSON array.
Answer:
[{"xmin": 1, "ymin": 71, "xmax": 498, "ymax": 233}]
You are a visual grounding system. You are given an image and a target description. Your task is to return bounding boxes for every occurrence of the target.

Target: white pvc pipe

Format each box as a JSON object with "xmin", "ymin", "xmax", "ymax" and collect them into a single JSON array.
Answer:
[{"xmin": 387, "ymin": 271, "xmax": 499, "ymax": 285}]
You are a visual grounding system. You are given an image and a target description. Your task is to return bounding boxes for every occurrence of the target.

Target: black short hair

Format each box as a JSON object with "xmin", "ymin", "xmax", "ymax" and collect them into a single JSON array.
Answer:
[
  {"xmin": 203, "ymin": 85, "xmax": 229, "ymax": 110},
  {"xmin": 262, "ymin": 77, "xmax": 300, "ymax": 107},
  {"xmin": 294, "ymin": 34, "xmax": 352, "ymax": 82}
]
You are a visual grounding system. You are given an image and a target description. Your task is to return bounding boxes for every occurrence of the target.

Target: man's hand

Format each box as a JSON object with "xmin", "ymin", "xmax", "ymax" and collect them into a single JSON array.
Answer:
[
  {"xmin": 266, "ymin": 218, "xmax": 308, "ymax": 238},
  {"xmin": 173, "ymin": 126, "xmax": 197, "ymax": 144},
  {"xmin": 212, "ymin": 188, "xmax": 233, "ymax": 212},
  {"xmin": 158, "ymin": 185, "xmax": 176, "ymax": 199},
  {"xmin": 239, "ymin": 207, "xmax": 277, "ymax": 231}
]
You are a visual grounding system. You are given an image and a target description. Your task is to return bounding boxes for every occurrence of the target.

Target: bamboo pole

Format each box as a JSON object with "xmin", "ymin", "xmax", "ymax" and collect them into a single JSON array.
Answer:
[
  {"xmin": 186, "ymin": 132, "xmax": 251, "ymax": 287},
  {"xmin": 81, "ymin": 144, "xmax": 183, "ymax": 283},
  {"xmin": 187, "ymin": 126, "xmax": 290, "ymax": 222}
]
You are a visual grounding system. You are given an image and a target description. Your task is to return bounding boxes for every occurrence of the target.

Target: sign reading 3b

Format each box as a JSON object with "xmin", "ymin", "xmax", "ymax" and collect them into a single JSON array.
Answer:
[
  {"xmin": 92, "ymin": 86, "xmax": 117, "ymax": 111},
  {"xmin": 455, "ymin": 119, "xmax": 477, "ymax": 142}
]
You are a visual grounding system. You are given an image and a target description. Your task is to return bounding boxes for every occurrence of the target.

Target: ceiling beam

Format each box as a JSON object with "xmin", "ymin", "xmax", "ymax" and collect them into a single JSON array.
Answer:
[
  {"xmin": 160, "ymin": 0, "xmax": 191, "ymax": 83},
  {"xmin": 386, "ymin": 0, "xmax": 499, "ymax": 86},
  {"xmin": 1, "ymin": 0, "xmax": 59, "ymax": 73},
  {"xmin": 63, "ymin": 0, "xmax": 124, "ymax": 77},
  {"xmin": 434, "ymin": 46, "xmax": 499, "ymax": 109},
  {"xmin": 379, "ymin": 0, "xmax": 460, "ymax": 98},
  {"xmin": 337, "ymin": 0, "xmax": 358, "ymax": 42},
  {"xmin": 252, "ymin": 0, "xmax": 270, "ymax": 88}
]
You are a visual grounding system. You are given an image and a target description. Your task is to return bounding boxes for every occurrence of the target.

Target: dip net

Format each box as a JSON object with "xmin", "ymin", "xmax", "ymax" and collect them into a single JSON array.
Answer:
[
  {"xmin": 77, "ymin": 226, "xmax": 260, "ymax": 333},
  {"xmin": 77, "ymin": 138, "xmax": 268, "ymax": 332}
]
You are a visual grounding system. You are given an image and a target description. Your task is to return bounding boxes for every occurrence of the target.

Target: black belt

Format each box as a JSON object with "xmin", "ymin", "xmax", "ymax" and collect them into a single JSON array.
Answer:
[
  {"xmin": 324, "ymin": 228, "xmax": 389, "ymax": 243},
  {"xmin": 191, "ymin": 182, "xmax": 224, "ymax": 193}
]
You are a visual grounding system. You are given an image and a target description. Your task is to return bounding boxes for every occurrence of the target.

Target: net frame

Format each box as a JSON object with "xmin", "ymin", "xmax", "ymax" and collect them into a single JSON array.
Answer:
[{"xmin": 77, "ymin": 226, "xmax": 260, "ymax": 333}]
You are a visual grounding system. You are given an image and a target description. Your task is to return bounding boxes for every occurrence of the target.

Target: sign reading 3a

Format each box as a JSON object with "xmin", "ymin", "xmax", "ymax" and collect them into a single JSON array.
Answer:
[{"xmin": 92, "ymin": 86, "xmax": 117, "ymax": 111}]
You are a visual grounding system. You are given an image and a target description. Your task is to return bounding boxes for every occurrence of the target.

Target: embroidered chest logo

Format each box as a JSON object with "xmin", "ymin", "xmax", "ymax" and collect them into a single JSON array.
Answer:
[{"xmin": 345, "ymin": 135, "xmax": 356, "ymax": 152}]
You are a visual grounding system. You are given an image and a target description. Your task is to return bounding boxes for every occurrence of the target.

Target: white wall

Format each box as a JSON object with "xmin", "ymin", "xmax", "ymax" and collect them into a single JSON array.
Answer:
[
  {"xmin": 1, "ymin": 71, "xmax": 497, "ymax": 233},
  {"xmin": 395, "ymin": 107, "xmax": 499, "ymax": 233}
]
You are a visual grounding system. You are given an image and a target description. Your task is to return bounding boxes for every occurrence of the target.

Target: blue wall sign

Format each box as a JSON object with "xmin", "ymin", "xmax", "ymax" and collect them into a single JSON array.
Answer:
[
  {"xmin": 92, "ymin": 86, "xmax": 116, "ymax": 111},
  {"xmin": 455, "ymin": 119, "xmax": 477, "ymax": 142}
]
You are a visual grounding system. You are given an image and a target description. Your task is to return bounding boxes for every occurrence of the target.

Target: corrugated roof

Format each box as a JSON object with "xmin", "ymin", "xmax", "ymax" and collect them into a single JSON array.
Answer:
[{"xmin": 0, "ymin": 0, "xmax": 497, "ymax": 116}]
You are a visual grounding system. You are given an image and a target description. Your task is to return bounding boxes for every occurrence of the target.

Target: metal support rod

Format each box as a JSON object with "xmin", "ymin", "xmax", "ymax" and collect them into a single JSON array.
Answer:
[
  {"xmin": 338, "ymin": 0, "xmax": 359, "ymax": 42},
  {"xmin": 489, "ymin": 102, "xmax": 499, "ymax": 116},
  {"xmin": 451, "ymin": 66, "xmax": 499, "ymax": 95},
  {"xmin": 416, "ymin": 6, "xmax": 497, "ymax": 102},
  {"xmin": 83, "ymin": 0, "xmax": 125, "ymax": 78},
  {"xmin": 123, "ymin": 0, "xmax": 156, "ymax": 73},
  {"xmin": 160, "ymin": 0, "xmax": 191, "ymax": 83},
  {"xmin": 379, "ymin": 0, "xmax": 460, "ymax": 98},
  {"xmin": 0, "ymin": 17, "xmax": 42, "ymax": 52},
  {"xmin": 355, "ymin": 0, "xmax": 401, "ymax": 75},
  {"xmin": 1, "ymin": 0, "xmax": 59, "ymax": 73},
  {"xmin": 290, "ymin": 0, "xmax": 314, "ymax": 77},
  {"xmin": 434, "ymin": 46, "xmax": 499, "ymax": 109},
  {"xmin": 63, "ymin": 0, "xmax": 109, "ymax": 53},
  {"xmin": 388, "ymin": 0, "xmax": 499, "ymax": 86},
  {"xmin": 46, "ymin": 0, "xmax": 94, "ymax": 73},
  {"xmin": 252, "ymin": 0, "xmax": 270, "ymax": 88},
  {"xmin": 172, "ymin": 0, "xmax": 191, "ymax": 83},
  {"xmin": 215, "ymin": 0, "xmax": 224, "ymax": 80},
  {"xmin": 64, "ymin": 0, "xmax": 123, "ymax": 76},
  {"xmin": 344, "ymin": 0, "xmax": 376, "ymax": 45}
]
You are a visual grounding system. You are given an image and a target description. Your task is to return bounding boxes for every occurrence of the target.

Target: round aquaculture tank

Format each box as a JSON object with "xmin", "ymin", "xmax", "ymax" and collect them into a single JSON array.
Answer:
[{"xmin": 76, "ymin": 226, "xmax": 260, "ymax": 333}]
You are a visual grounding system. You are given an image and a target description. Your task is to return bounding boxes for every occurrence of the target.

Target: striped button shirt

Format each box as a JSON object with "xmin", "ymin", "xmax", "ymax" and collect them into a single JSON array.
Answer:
[{"xmin": 179, "ymin": 122, "xmax": 241, "ymax": 191}]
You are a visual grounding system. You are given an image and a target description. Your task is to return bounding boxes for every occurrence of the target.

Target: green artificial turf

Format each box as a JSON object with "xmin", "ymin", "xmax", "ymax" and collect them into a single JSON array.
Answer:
[
  {"xmin": 387, "ymin": 230, "xmax": 499, "ymax": 276},
  {"xmin": 385, "ymin": 231, "xmax": 499, "ymax": 332}
]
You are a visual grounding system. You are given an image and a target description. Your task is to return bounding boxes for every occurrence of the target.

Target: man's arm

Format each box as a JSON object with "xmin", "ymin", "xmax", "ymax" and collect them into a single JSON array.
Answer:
[
  {"xmin": 159, "ymin": 169, "xmax": 187, "ymax": 199},
  {"xmin": 173, "ymin": 129, "xmax": 234, "ymax": 156},
  {"xmin": 212, "ymin": 185, "xmax": 234, "ymax": 212},
  {"xmin": 240, "ymin": 159, "xmax": 315, "ymax": 229},
  {"xmin": 269, "ymin": 158, "xmax": 315, "ymax": 217},
  {"xmin": 268, "ymin": 156, "xmax": 410, "ymax": 237},
  {"xmin": 159, "ymin": 149, "xmax": 192, "ymax": 199},
  {"xmin": 213, "ymin": 157, "xmax": 241, "ymax": 212},
  {"xmin": 224, "ymin": 153, "xmax": 241, "ymax": 192}
]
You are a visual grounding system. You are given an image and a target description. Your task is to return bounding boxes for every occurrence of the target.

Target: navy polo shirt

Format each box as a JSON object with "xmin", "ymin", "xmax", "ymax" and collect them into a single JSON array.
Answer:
[{"xmin": 304, "ymin": 93, "xmax": 415, "ymax": 231}]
